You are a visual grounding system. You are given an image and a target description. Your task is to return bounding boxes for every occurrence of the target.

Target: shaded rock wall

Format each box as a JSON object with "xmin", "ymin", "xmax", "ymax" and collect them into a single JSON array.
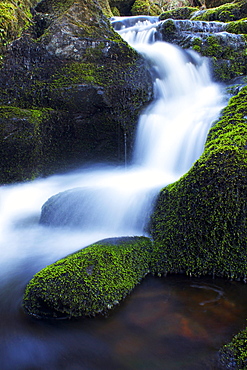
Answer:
[{"xmin": 0, "ymin": 0, "xmax": 153, "ymax": 183}]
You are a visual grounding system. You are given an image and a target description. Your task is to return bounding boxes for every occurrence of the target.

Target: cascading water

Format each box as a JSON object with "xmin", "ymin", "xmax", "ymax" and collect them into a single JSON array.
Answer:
[
  {"xmin": 0, "ymin": 16, "xmax": 226, "ymax": 279},
  {"xmin": 2, "ymin": 15, "xmax": 247, "ymax": 370}
]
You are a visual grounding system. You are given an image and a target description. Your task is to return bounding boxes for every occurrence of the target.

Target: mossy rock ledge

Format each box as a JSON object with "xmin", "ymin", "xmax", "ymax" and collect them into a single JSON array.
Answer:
[
  {"xmin": 150, "ymin": 85, "xmax": 247, "ymax": 280},
  {"xmin": 0, "ymin": 0, "xmax": 153, "ymax": 184},
  {"xmin": 23, "ymin": 236, "xmax": 152, "ymax": 319},
  {"xmin": 149, "ymin": 86, "xmax": 247, "ymax": 368}
]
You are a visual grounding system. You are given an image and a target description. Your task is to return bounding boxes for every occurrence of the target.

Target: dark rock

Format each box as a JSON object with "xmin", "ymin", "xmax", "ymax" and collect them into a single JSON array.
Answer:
[
  {"xmin": 157, "ymin": 18, "xmax": 247, "ymax": 81},
  {"xmin": 150, "ymin": 86, "xmax": 247, "ymax": 280},
  {"xmin": 0, "ymin": 0, "xmax": 153, "ymax": 184}
]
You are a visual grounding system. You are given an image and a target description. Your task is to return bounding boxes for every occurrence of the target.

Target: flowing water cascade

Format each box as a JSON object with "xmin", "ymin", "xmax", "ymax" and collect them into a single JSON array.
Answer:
[
  {"xmin": 0, "ymin": 17, "xmax": 226, "ymax": 278},
  {"xmin": 1, "ymin": 16, "xmax": 243, "ymax": 370}
]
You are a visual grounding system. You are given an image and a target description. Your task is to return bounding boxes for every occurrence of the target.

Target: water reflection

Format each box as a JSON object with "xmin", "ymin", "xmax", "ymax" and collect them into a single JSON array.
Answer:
[{"xmin": 1, "ymin": 275, "xmax": 247, "ymax": 369}]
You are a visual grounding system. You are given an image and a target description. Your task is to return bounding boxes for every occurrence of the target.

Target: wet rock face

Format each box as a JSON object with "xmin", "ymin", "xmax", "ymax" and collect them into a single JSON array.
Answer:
[
  {"xmin": 0, "ymin": 0, "xmax": 153, "ymax": 184},
  {"xmin": 150, "ymin": 86, "xmax": 247, "ymax": 280},
  {"xmin": 157, "ymin": 18, "xmax": 247, "ymax": 81}
]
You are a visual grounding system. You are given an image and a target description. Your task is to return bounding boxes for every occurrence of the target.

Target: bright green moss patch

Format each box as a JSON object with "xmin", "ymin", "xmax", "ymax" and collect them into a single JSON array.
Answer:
[
  {"xmin": 192, "ymin": 1, "xmax": 247, "ymax": 22},
  {"xmin": 150, "ymin": 86, "xmax": 247, "ymax": 280},
  {"xmin": 0, "ymin": 105, "xmax": 51, "ymax": 122},
  {"xmin": 225, "ymin": 19, "xmax": 247, "ymax": 34},
  {"xmin": 192, "ymin": 33, "xmax": 247, "ymax": 81},
  {"xmin": 0, "ymin": 0, "xmax": 35, "ymax": 52},
  {"xmin": 23, "ymin": 236, "xmax": 152, "ymax": 319},
  {"xmin": 219, "ymin": 328, "xmax": 247, "ymax": 369},
  {"xmin": 51, "ymin": 62, "xmax": 104, "ymax": 87}
]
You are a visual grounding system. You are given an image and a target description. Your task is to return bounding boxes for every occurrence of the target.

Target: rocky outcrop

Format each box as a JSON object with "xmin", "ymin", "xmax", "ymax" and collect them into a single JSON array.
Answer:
[
  {"xmin": 23, "ymin": 236, "xmax": 152, "ymax": 318},
  {"xmin": 157, "ymin": 17, "xmax": 247, "ymax": 81},
  {"xmin": 191, "ymin": 0, "xmax": 247, "ymax": 21},
  {"xmin": 150, "ymin": 85, "xmax": 247, "ymax": 280},
  {"xmin": 0, "ymin": 0, "xmax": 153, "ymax": 184},
  {"xmin": 219, "ymin": 328, "xmax": 247, "ymax": 369}
]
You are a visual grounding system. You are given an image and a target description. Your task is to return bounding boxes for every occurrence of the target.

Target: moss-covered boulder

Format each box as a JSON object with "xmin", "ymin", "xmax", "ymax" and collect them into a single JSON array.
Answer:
[
  {"xmin": 131, "ymin": 0, "xmax": 162, "ymax": 16},
  {"xmin": 159, "ymin": 6, "xmax": 198, "ymax": 20},
  {"xmin": 191, "ymin": 33, "xmax": 247, "ymax": 81},
  {"xmin": 157, "ymin": 18, "xmax": 247, "ymax": 82},
  {"xmin": 0, "ymin": 0, "xmax": 40, "ymax": 55},
  {"xmin": 150, "ymin": 85, "xmax": 247, "ymax": 280},
  {"xmin": 191, "ymin": 0, "xmax": 247, "ymax": 21},
  {"xmin": 219, "ymin": 328, "xmax": 247, "ymax": 369},
  {"xmin": 23, "ymin": 236, "xmax": 152, "ymax": 319},
  {"xmin": 0, "ymin": 0, "xmax": 153, "ymax": 184}
]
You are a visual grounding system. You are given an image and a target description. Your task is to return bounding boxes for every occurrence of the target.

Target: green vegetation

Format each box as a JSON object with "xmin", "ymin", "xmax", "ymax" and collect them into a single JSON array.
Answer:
[
  {"xmin": 150, "ymin": 86, "xmax": 247, "ymax": 280},
  {"xmin": 0, "ymin": 0, "xmax": 36, "ymax": 54},
  {"xmin": 131, "ymin": 0, "xmax": 162, "ymax": 16},
  {"xmin": 219, "ymin": 328, "xmax": 247, "ymax": 369},
  {"xmin": 191, "ymin": 1, "xmax": 247, "ymax": 21},
  {"xmin": 225, "ymin": 18, "xmax": 247, "ymax": 34},
  {"xmin": 191, "ymin": 34, "xmax": 247, "ymax": 81},
  {"xmin": 0, "ymin": 105, "xmax": 52, "ymax": 183},
  {"xmin": 159, "ymin": 6, "xmax": 198, "ymax": 20},
  {"xmin": 23, "ymin": 237, "xmax": 152, "ymax": 318}
]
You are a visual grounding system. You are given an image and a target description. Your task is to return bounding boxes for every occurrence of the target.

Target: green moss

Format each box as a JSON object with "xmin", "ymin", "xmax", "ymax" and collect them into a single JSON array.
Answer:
[
  {"xmin": 34, "ymin": 0, "xmax": 75, "ymax": 15},
  {"xmin": 131, "ymin": 0, "xmax": 151, "ymax": 16},
  {"xmin": 23, "ymin": 237, "xmax": 152, "ymax": 319},
  {"xmin": 219, "ymin": 328, "xmax": 247, "ymax": 368},
  {"xmin": 193, "ymin": 34, "xmax": 247, "ymax": 81},
  {"xmin": 111, "ymin": 6, "xmax": 120, "ymax": 16},
  {"xmin": 51, "ymin": 62, "xmax": 104, "ymax": 87},
  {"xmin": 192, "ymin": 37, "xmax": 202, "ymax": 52},
  {"xmin": 0, "ymin": 105, "xmax": 51, "ymax": 123},
  {"xmin": 150, "ymin": 86, "xmax": 247, "ymax": 280},
  {"xmin": 203, "ymin": 35, "xmax": 223, "ymax": 57},
  {"xmin": 192, "ymin": 1, "xmax": 247, "ymax": 22},
  {"xmin": 159, "ymin": 6, "xmax": 198, "ymax": 20},
  {"xmin": 0, "ymin": 105, "xmax": 53, "ymax": 183},
  {"xmin": 159, "ymin": 18, "xmax": 177, "ymax": 36},
  {"xmin": 0, "ymin": 0, "xmax": 35, "ymax": 52},
  {"xmin": 225, "ymin": 19, "xmax": 247, "ymax": 34}
]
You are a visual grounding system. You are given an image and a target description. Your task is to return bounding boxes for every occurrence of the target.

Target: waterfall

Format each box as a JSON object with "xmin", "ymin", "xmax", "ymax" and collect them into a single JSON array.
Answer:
[{"xmin": 0, "ymin": 16, "xmax": 226, "ymax": 279}]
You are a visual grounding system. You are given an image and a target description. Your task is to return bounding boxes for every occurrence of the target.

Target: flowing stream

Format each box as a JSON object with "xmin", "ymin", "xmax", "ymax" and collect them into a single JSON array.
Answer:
[{"xmin": 1, "ymin": 16, "xmax": 246, "ymax": 370}]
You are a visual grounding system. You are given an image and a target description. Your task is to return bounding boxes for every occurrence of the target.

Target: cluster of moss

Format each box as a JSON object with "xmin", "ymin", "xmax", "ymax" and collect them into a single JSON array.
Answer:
[
  {"xmin": 149, "ymin": 85, "xmax": 247, "ymax": 366},
  {"xmin": 131, "ymin": 0, "xmax": 162, "ymax": 16},
  {"xmin": 0, "ymin": 0, "xmax": 38, "ymax": 55},
  {"xmin": 23, "ymin": 237, "xmax": 152, "ymax": 318},
  {"xmin": 225, "ymin": 18, "xmax": 247, "ymax": 35},
  {"xmin": 191, "ymin": 0, "xmax": 247, "ymax": 21},
  {"xmin": 150, "ymin": 86, "xmax": 247, "ymax": 280},
  {"xmin": 159, "ymin": 6, "xmax": 198, "ymax": 20},
  {"xmin": 158, "ymin": 15, "xmax": 247, "ymax": 82},
  {"xmin": 219, "ymin": 328, "xmax": 247, "ymax": 369},
  {"xmin": 0, "ymin": 105, "xmax": 51, "ymax": 182},
  {"xmin": 191, "ymin": 34, "xmax": 247, "ymax": 81}
]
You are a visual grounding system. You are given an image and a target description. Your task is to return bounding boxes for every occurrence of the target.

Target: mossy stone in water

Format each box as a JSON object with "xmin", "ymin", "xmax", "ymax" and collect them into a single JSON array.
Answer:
[
  {"xmin": 219, "ymin": 328, "xmax": 247, "ymax": 369},
  {"xmin": 159, "ymin": 7, "xmax": 198, "ymax": 20},
  {"xmin": 150, "ymin": 86, "xmax": 247, "ymax": 280},
  {"xmin": 23, "ymin": 237, "xmax": 152, "ymax": 319},
  {"xmin": 191, "ymin": 1, "xmax": 247, "ymax": 22}
]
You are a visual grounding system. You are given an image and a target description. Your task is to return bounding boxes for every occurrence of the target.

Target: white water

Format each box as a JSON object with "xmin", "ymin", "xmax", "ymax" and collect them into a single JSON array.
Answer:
[{"xmin": 0, "ymin": 17, "xmax": 226, "ymax": 281}]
